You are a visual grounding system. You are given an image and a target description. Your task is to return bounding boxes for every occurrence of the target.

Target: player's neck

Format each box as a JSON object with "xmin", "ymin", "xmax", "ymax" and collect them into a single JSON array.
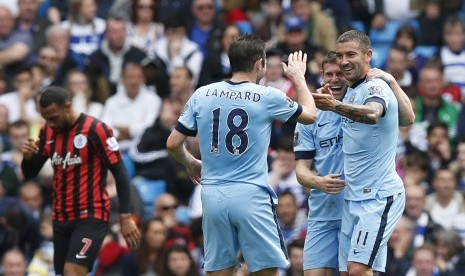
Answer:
[
  {"xmin": 69, "ymin": 111, "xmax": 81, "ymax": 126},
  {"xmin": 230, "ymin": 72, "xmax": 256, "ymax": 84}
]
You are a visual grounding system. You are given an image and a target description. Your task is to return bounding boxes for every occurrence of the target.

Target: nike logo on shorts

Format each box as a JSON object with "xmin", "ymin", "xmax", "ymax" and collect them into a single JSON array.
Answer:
[{"xmin": 75, "ymin": 254, "xmax": 87, "ymax": 259}]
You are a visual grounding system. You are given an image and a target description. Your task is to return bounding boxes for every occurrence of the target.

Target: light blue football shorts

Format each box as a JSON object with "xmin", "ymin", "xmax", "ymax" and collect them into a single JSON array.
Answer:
[
  {"xmin": 339, "ymin": 192, "xmax": 405, "ymax": 272},
  {"xmin": 303, "ymin": 219, "xmax": 341, "ymax": 270},
  {"xmin": 201, "ymin": 183, "xmax": 289, "ymax": 272}
]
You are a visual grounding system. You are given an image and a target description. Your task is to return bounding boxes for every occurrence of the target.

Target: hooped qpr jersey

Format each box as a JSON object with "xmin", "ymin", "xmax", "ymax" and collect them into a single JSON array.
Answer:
[
  {"xmin": 176, "ymin": 80, "xmax": 302, "ymax": 202},
  {"xmin": 341, "ymin": 77, "xmax": 404, "ymax": 201},
  {"xmin": 294, "ymin": 109, "xmax": 344, "ymax": 221}
]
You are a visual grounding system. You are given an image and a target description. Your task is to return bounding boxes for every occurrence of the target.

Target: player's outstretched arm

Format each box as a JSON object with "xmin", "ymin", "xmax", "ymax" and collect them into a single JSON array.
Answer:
[
  {"xmin": 21, "ymin": 138, "xmax": 47, "ymax": 180},
  {"xmin": 313, "ymin": 90, "xmax": 384, "ymax": 124},
  {"xmin": 367, "ymin": 68, "xmax": 415, "ymax": 126},
  {"xmin": 166, "ymin": 129, "xmax": 202, "ymax": 185},
  {"xmin": 283, "ymin": 51, "xmax": 316, "ymax": 124},
  {"xmin": 296, "ymin": 159, "xmax": 345, "ymax": 194}
]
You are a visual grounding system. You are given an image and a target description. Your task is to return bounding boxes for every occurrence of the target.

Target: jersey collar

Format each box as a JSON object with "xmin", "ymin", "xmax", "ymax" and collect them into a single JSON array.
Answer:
[{"xmin": 350, "ymin": 77, "xmax": 366, "ymax": 89}]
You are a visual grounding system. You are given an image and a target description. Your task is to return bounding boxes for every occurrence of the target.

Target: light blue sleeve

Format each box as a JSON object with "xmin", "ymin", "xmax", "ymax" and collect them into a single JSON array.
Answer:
[
  {"xmin": 363, "ymin": 79, "xmax": 392, "ymax": 114},
  {"xmin": 265, "ymin": 87, "xmax": 301, "ymax": 123},
  {"xmin": 294, "ymin": 123, "xmax": 315, "ymax": 152},
  {"xmin": 178, "ymin": 93, "xmax": 198, "ymax": 131}
]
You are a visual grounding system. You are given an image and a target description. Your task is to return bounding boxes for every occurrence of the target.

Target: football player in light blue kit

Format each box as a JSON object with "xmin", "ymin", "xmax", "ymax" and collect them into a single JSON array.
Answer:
[
  {"xmin": 295, "ymin": 52, "xmax": 414, "ymax": 276},
  {"xmin": 294, "ymin": 52, "xmax": 347, "ymax": 276},
  {"xmin": 166, "ymin": 35, "xmax": 317, "ymax": 276},
  {"xmin": 312, "ymin": 30, "xmax": 414, "ymax": 276}
]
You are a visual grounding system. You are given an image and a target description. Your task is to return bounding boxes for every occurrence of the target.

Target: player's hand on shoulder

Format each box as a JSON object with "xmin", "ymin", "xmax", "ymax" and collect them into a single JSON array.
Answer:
[
  {"xmin": 367, "ymin": 68, "xmax": 394, "ymax": 84},
  {"xmin": 282, "ymin": 50, "xmax": 307, "ymax": 80},
  {"xmin": 119, "ymin": 214, "xmax": 141, "ymax": 249},
  {"xmin": 21, "ymin": 137, "xmax": 39, "ymax": 160},
  {"xmin": 318, "ymin": 173, "xmax": 346, "ymax": 194}
]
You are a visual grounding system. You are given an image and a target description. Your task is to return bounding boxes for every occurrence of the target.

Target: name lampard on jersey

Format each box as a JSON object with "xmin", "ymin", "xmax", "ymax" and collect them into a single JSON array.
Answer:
[
  {"xmin": 51, "ymin": 152, "xmax": 82, "ymax": 169},
  {"xmin": 205, "ymin": 89, "xmax": 261, "ymax": 102}
]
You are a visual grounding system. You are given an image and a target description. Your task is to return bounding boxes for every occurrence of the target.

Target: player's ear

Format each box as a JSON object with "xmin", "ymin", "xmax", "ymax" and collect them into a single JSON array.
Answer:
[
  {"xmin": 255, "ymin": 59, "xmax": 263, "ymax": 71},
  {"xmin": 64, "ymin": 101, "xmax": 72, "ymax": 111},
  {"xmin": 366, "ymin": 49, "xmax": 373, "ymax": 62}
]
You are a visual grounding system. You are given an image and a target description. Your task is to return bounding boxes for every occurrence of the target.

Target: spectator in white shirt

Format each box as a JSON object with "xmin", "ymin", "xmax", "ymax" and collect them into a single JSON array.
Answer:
[{"xmin": 100, "ymin": 61, "xmax": 162, "ymax": 151}]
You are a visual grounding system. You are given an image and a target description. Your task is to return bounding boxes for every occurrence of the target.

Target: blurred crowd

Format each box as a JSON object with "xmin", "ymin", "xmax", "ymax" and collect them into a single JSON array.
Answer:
[{"xmin": 0, "ymin": 0, "xmax": 465, "ymax": 275}]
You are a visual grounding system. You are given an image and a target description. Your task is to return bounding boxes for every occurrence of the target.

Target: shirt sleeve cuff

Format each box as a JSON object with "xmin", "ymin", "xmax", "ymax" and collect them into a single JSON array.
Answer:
[
  {"xmin": 364, "ymin": 97, "xmax": 386, "ymax": 117},
  {"xmin": 175, "ymin": 122, "xmax": 197, "ymax": 137},
  {"xmin": 286, "ymin": 104, "xmax": 303, "ymax": 123},
  {"xmin": 294, "ymin": 150, "xmax": 315, "ymax": 160}
]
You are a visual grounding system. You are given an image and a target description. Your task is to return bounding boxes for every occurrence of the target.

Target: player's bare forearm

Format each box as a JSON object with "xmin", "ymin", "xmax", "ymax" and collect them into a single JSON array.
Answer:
[
  {"xmin": 386, "ymin": 79, "xmax": 415, "ymax": 126},
  {"xmin": 294, "ymin": 77, "xmax": 317, "ymax": 124},
  {"xmin": 295, "ymin": 160, "xmax": 320, "ymax": 189},
  {"xmin": 334, "ymin": 101, "xmax": 383, "ymax": 124}
]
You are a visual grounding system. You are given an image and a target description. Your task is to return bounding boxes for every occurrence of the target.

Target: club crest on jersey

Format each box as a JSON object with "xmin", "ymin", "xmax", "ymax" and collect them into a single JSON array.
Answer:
[
  {"xmin": 368, "ymin": 86, "xmax": 383, "ymax": 96},
  {"xmin": 286, "ymin": 97, "xmax": 294, "ymax": 108},
  {"xmin": 293, "ymin": 132, "xmax": 300, "ymax": 146},
  {"xmin": 74, "ymin": 134, "xmax": 87, "ymax": 149},
  {"xmin": 106, "ymin": 137, "xmax": 119, "ymax": 151},
  {"xmin": 348, "ymin": 95, "xmax": 355, "ymax": 103}
]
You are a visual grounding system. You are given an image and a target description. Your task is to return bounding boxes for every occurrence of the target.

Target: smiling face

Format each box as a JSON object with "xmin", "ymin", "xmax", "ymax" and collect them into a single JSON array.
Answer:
[
  {"xmin": 336, "ymin": 41, "xmax": 372, "ymax": 84},
  {"xmin": 321, "ymin": 62, "xmax": 348, "ymax": 101}
]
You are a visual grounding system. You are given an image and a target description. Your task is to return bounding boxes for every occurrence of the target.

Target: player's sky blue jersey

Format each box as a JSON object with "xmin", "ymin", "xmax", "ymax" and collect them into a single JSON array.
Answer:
[
  {"xmin": 294, "ymin": 109, "xmax": 344, "ymax": 221},
  {"xmin": 341, "ymin": 78, "xmax": 404, "ymax": 201},
  {"xmin": 177, "ymin": 80, "xmax": 302, "ymax": 201}
]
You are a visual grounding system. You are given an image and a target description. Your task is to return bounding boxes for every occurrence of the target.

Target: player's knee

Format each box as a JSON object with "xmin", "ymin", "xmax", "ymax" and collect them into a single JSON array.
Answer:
[{"xmin": 347, "ymin": 262, "xmax": 371, "ymax": 276}]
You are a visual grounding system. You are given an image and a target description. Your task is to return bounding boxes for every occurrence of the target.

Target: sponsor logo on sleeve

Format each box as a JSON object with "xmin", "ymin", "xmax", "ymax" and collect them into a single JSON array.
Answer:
[
  {"xmin": 293, "ymin": 132, "xmax": 300, "ymax": 146},
  {"xmin": 181, "ymin": 103, "xmax": 189, "ymax": 116},
  {"xmin": 368, "ymin": 86, "xmax": 383, "ymax": 96},
  {"xmin": 286, "ymin": 96, "xmax": 295, "ymax": 108},
  {"xmin": 106, "ymin": 137, "xmax": 119, "ymax": 151}
]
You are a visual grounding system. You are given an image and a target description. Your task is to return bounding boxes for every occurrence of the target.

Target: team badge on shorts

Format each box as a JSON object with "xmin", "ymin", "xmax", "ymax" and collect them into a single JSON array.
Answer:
[{"xmin": 74, "ymin": 134, "xmax": 87, "ymax": 149}]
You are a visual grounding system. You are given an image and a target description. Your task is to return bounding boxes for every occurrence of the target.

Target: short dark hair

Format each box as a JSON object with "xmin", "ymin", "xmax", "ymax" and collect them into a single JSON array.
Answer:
[
  {"xmin": 395, "ymin": 25, "xmax": 418, "ymax": 49},
  {"xmin": 265, "ymin": 48, "xmax": 284, "ymax": 60},
  {"xmin": 229, "ymin": 34, "xmax": 266, "ymax": 73},
  {"xmin": 287, "ymin": 239, "xmax": 304, "ymax": 254},
  {"xmin": 426, "ymin": 121, "xmax": 448, "ymax": 137},
  {"xmin": 444, "ymin": 14, "xmax": 465, "ymax": 33},
  {"xmin": 337, "ymin": 30, "xmax": 371, "ymax": 52},
  {"xmin": 39, "ymin": 86, "xmax": 72, "ymax": 108},
  {"xmin": 13, "ymin": 66, "xmax": 32, "ymax": 79},
  {"xmin": 164, "ymin": 14, "xmax": 186, "ymax": 30},
  {"xmin": 390, "ymin": 44, "xmax": 409, "ymax": 56},
  {"xmin": 10, "ymin": 119, "xmax": 29, "ymax": 130},
  {"xmin": 420, "ymin": 58, "xmax": 444, "ymax": 75},
  {"xmin": 321, "ymin": 51, "xmax": 338, "ymax": 71}
]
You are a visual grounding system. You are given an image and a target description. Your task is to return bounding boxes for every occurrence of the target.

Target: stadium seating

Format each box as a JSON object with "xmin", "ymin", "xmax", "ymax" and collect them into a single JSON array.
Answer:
[
  {"xmin": 371, "ymin": 44, "xmax": 390, "ymax": 68},
  {"xmin": 122, "ymin": 152, "xmax": 136, "ymax": 179},
  {"xmin": 369, "ymin": 20, "xmax": 400, "ymax": 46},
  {"xmin": 415, "ymin": 45, "xmax": 438, "ymax": 59},
  {"xmin": 351, "ymin": 20, "xmax": 365, "ymax": 33},
  {"xmin": 132, "ymin": 178, "xmax": 167, "ymax": 220}
]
